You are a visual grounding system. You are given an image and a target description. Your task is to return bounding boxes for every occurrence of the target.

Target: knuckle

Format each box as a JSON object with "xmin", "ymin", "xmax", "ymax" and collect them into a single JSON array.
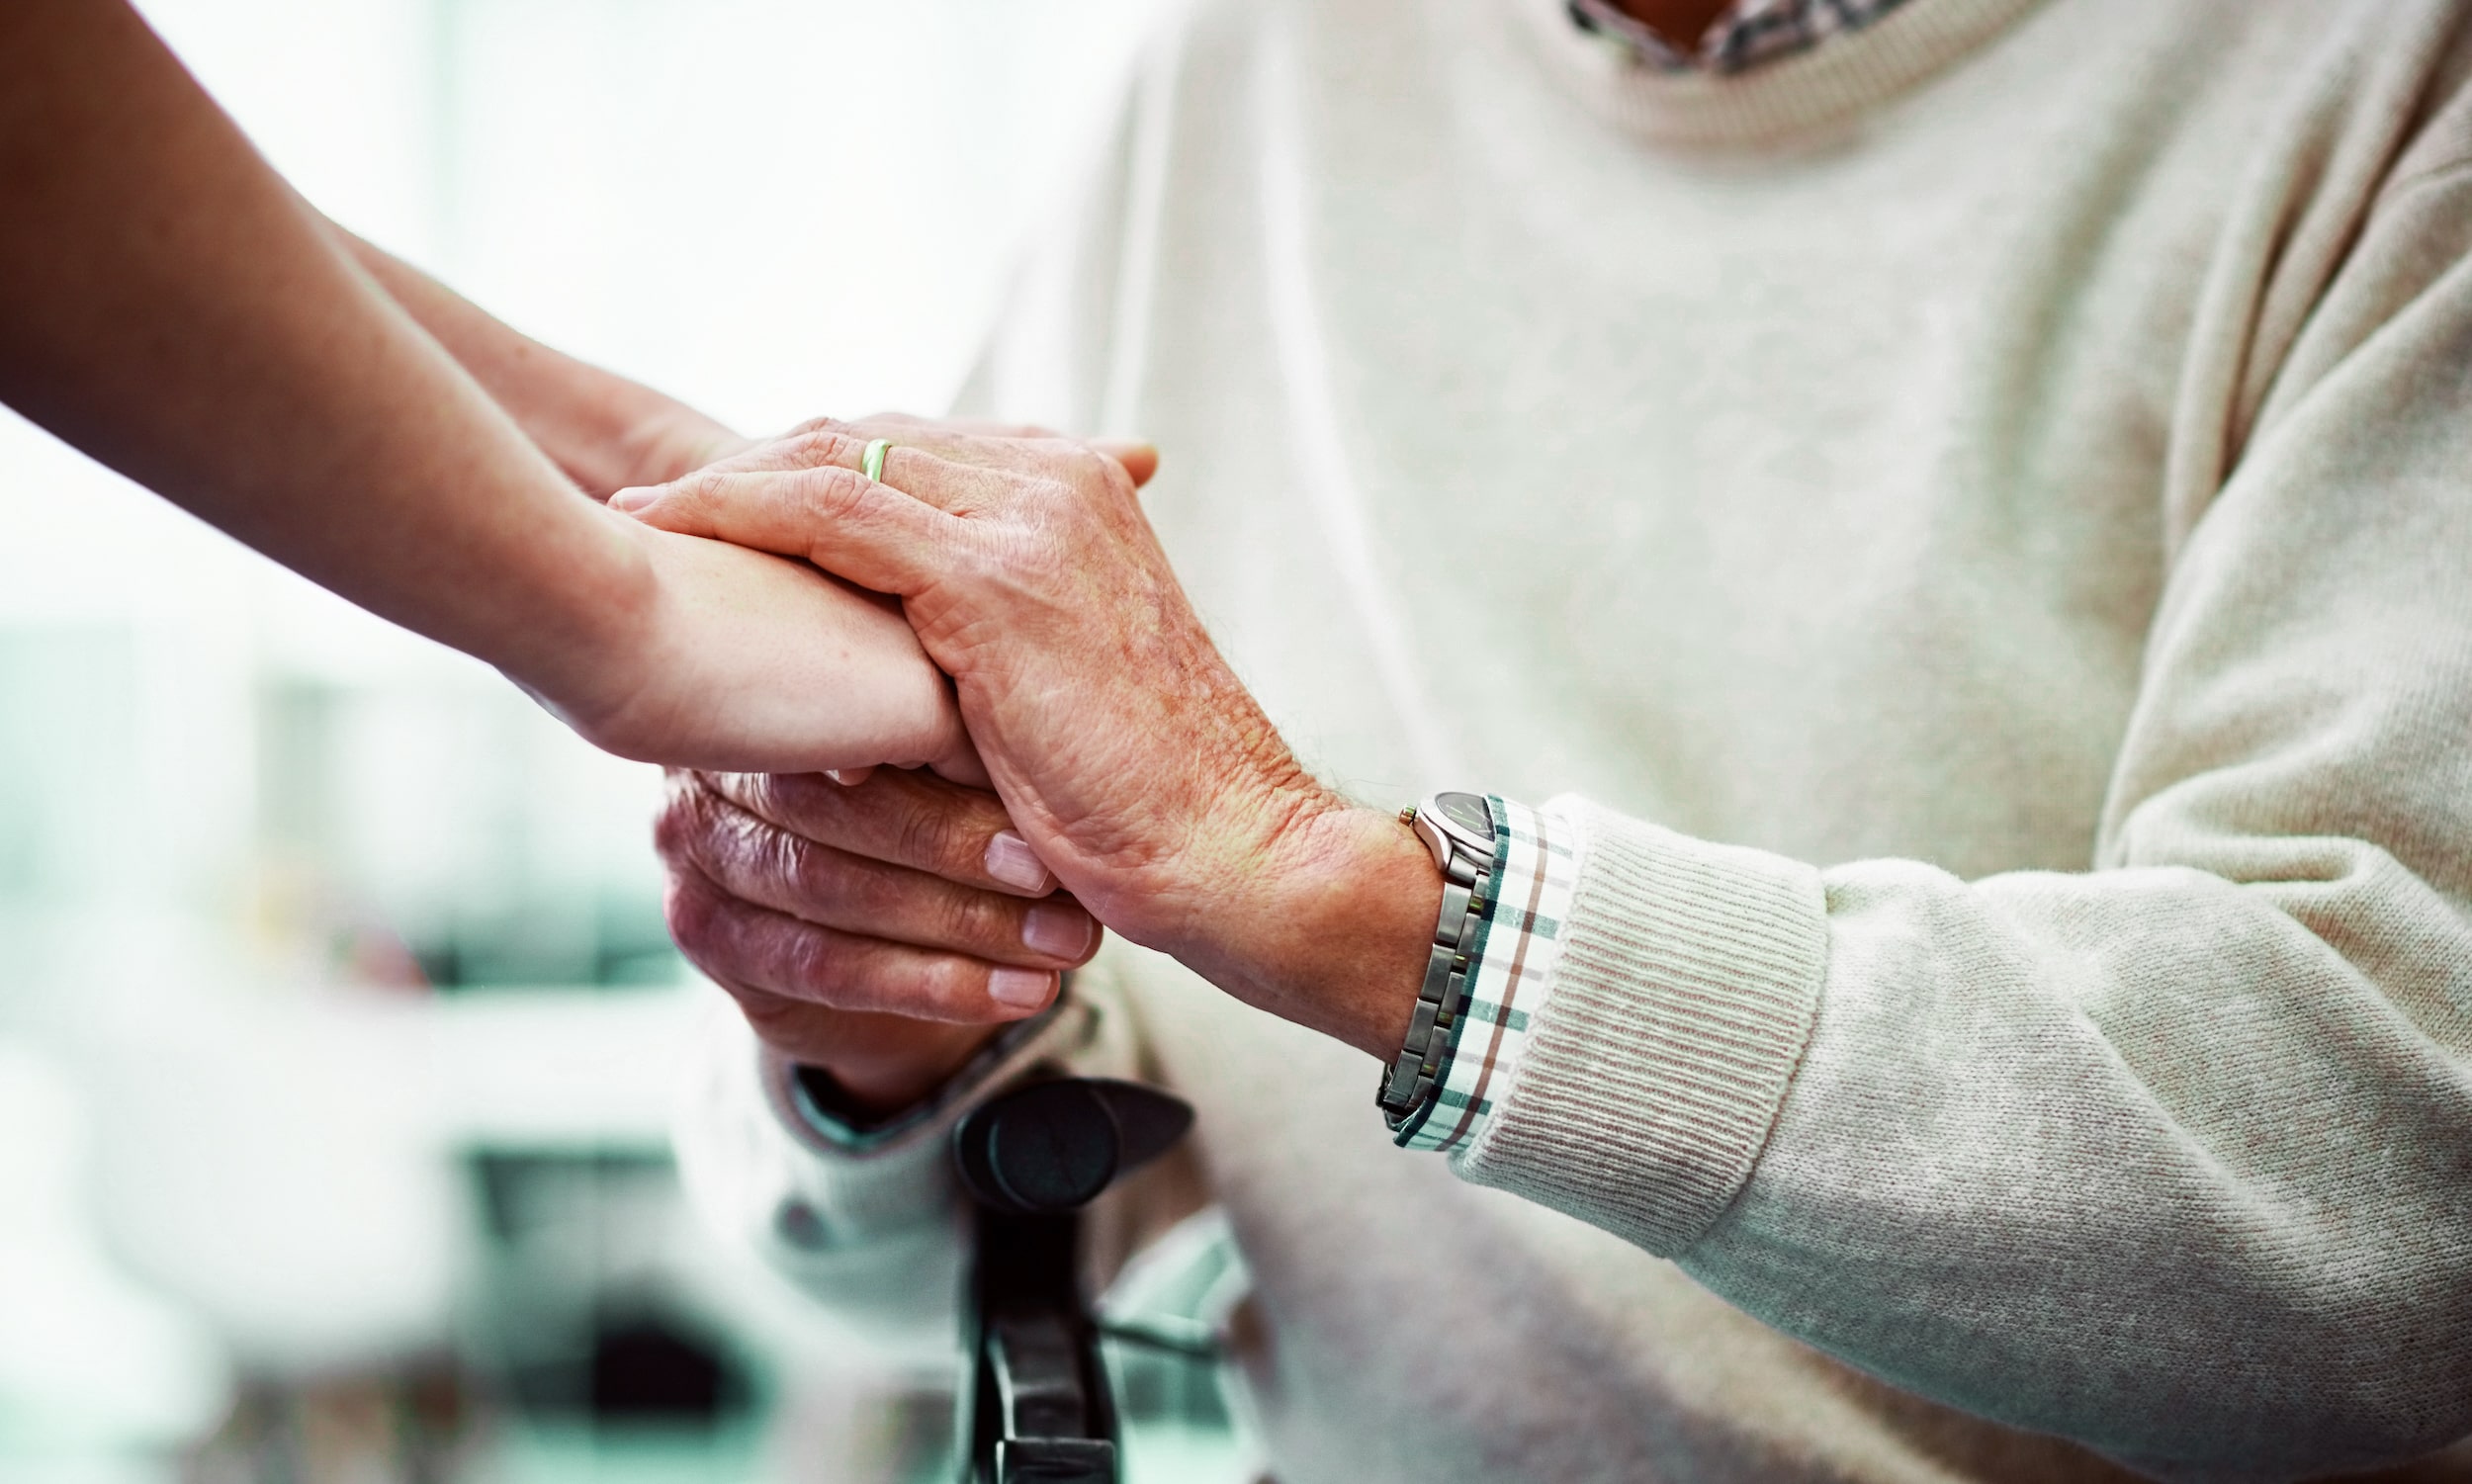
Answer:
[
  {"xmin": 702, "ymin": 770, "xmax": 789, "ymax": 831},
  {"xmin": 662, "ymin": 872, "xmax": 726, "ymax": 958},
  {"xmin": 750, "ymin": 771, "xmax": 875, "ymax": 852},
  {"xmin": 1059, "ymin": 443, "xmax": 1112, "ymax": 485},
  {"xmin": 721, "ymin": 769, "xmax": 778, "ymax": 820},
  {"xmin": 784, "ymin": 426, "xmax": 854, "ymax": 469},
  {"xmin": 672, "ymin": 468, "xmax": 733, "ymax": 508},
  {"xmin": 890, "ymin": 797, "xmax": 969, "ymax": 873},
  {"xmin": 779, "ymin": 925, "xmax": 852, "ymax": 1003},
  {"xmin": 653, "ymin": 773, "xmax": 734, "ymax": 864},
  {"xmin": 935, "ymin": 890, "xmax": 1015, "ymax": 953},
  {"xmin": 651, "ymin": 791, "xmax": 697, "ymax": 862},
  {"xmin": 695, "ymin": 801, "xmax": 772, "ymax": 885},
  {"xmin": 756, "ymin": 822, "xmax": 818, "ymax": 898},
  {"xmin": 796, "ymin": 466, "xmax": 870, "ymax": 523}
]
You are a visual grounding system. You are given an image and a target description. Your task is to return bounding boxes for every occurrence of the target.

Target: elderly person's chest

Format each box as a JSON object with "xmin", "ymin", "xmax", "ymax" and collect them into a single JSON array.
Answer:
[{"xmin": 1125, "ymin": 0, "xmax": 2295, "ymax": 880}]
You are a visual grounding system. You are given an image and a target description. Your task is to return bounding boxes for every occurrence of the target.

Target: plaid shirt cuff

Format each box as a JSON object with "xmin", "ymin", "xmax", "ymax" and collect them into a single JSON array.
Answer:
[{"xmin": 1395, "ymin": 796, "xmax": 1585, "ymax": 1156}]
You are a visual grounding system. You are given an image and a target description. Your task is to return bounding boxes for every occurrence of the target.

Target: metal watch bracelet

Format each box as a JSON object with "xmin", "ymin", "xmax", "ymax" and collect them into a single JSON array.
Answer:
[{"xmin": 1375, "ymin": 792, "xmax": 1499, "ymax": 1132}]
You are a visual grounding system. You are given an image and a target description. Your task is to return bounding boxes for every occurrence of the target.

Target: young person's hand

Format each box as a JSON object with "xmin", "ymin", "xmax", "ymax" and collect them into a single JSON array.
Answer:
[
  {"xmin": 541, "ymin": 412, "xmax": 1143, "ymax": 779},
  {"xmin": 655, "ymin": 766, "xmax": 1101, "ymax": 1112},
  {"xmin": 537, "ymin": 508, "xmax": 985, "ymax": 782}
]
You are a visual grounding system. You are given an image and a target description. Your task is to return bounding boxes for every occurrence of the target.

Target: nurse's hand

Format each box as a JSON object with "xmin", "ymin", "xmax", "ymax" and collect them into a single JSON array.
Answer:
[
  {"xmin": 551, "ymin": 509, "xmax": 987, "ymax": 781},
  {"xmin": 654, "ymin": 766, "xmax": 1103, "ymax": 1112},
  {"xmin": 562, "ymin": 411, "xmax": 1155, "ymax": 783}
]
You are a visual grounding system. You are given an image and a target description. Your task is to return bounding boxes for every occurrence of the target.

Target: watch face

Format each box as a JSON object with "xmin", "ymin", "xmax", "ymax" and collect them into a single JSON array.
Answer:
[{"xmin": 1434, "ymin": 792, "xmax": 1493, "ymax": 840}]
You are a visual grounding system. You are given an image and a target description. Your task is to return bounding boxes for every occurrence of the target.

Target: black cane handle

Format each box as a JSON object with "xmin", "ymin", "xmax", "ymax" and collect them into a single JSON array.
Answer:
[
  {"xmin": 956, "ymin": 1077, "xmax": 1194, "ymax": 1484},
  {"xmin": 954, "ymin": 1078, "xmax": 1194, "ymax": 1217}
]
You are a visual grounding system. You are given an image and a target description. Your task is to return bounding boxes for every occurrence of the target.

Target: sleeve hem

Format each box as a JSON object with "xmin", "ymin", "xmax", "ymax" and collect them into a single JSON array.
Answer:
[
  {"xmin": 773, "ymin": 1004, "xmax": 1070, "ymax": 1155},
  {"xmin": 752, "ymin": 992, "xmax": 1096, "ymax": 1241},
  {"xmin": 1457, "ymin": 798, "xmax": 1828, "ymax": 1255}
]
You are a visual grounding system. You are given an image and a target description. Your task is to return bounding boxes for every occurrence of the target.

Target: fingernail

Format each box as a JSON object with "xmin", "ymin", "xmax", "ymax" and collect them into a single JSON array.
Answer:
[
  {"xmin": 608, "ymin": 486, "xmax": 658, "ymax": 513},
  {"xmin": 988, "ymin": 967, "xmax": 1055, "ymax": 1009},
  {"xmin": 983, "ymin": 830, "xmax": 1054, "ymax": 893},
  {"xmin": 1021, "ymin": 902, "xmax": 1093, "ymax": 959}
]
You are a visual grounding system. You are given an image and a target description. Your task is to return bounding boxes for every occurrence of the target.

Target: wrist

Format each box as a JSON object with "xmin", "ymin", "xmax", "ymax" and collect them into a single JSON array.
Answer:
[
  {"xmin": 1171, "ymin": 794, "xmax": 1439, "ymax": 1061},
  {"xmin": 804, "ymin": 1019, "xmax": 1001, "ymax": 1118},
  {"xmin": 612, "ymin": 408, "xmax": 752, "ymax": 491},
  {"xmin": 497, "ymin": 507, "xmax": 664, "ymax": 741}
]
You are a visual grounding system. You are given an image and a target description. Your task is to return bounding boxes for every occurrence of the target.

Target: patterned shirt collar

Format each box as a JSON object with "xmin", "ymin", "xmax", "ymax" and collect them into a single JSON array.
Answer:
[{"xmin": 1565, "ymin": 0, "xmax": 1915, "ymax": 75}]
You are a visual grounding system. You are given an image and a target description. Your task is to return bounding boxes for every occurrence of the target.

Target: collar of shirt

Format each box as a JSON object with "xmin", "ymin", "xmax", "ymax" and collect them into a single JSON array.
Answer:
[{"xmin": 1565, "ymin": 0, "xmax": 1915, "ymax": 74}]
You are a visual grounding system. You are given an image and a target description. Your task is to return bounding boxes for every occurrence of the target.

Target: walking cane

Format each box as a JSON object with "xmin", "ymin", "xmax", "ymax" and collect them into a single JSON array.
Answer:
[{"xmin": 952, "ymin": 1077, "xmax": 1193, "ymax": 1483}]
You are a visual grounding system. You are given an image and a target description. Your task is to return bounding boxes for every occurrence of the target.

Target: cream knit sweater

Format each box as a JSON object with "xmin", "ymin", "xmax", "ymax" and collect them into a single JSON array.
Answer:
[{"xmin": 674, "ymin": 0, "xmax": 2472, "ymax": 1478}]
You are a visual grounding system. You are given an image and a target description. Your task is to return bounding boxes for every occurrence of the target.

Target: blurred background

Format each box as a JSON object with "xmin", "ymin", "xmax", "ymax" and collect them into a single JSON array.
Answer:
[{"xmin": 0, "ymin": 2, "xmax": 1187, "ymax": 1479}]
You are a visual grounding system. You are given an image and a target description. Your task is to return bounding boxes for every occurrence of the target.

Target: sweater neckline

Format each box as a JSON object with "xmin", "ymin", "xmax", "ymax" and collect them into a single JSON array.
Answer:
[{"xmin": 1503, "ymin": 0, "xmax": 2056, "ymax": 147}]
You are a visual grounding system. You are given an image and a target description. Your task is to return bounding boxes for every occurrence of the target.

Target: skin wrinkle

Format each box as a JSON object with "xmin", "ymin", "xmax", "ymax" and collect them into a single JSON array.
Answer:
[
  {"xmin": 676, "ymin": 786, "xmax": 1086, "ymax": 970},
  {"xmin": 658, "ymin": 420, "xmax": 1434, "ymax": 1053},
  {"xmin": 634, "ymin": 412, "xmax": 1427, "ymax": 1071},
  {"xmin": 655, "ymin": 769, "xmax": 1103, "ymax": 1108}
]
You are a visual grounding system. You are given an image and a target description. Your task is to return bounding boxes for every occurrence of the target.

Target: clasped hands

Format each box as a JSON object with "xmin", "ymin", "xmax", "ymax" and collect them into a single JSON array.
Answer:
[{"xmin": 607, "ymin": 418, "xmax": 1442, "ymax": 1112}]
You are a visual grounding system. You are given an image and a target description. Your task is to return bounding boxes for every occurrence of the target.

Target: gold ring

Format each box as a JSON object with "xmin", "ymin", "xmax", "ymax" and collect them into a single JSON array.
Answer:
[{"xmin": 862, "ymin": 438, "xmax": 893, "ymax": 482}]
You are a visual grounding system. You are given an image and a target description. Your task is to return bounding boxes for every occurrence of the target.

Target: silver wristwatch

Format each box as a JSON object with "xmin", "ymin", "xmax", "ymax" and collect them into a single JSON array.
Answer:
[{"xmin": 1375, "ymin": 791, "xmax": 1499, "ymax": 1131}]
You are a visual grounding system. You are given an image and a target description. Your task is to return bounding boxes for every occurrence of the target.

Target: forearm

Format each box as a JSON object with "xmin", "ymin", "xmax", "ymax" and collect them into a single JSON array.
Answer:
[
  {"xmin": 333, "ymin": 228, "xmax": 749, "ymax": 495},
  {"xmin": 1200, "ymin": 781, "xmax": 2472, "ymax": 1479},
  {"xmin": 0, "ymin": 0, "xmax": 648, "ymax": 716},
  {"xmin": 1181, "ymin": 796, "xmax": 1440, "ymax": 1063},
  {"xmin": 1478, "ymin": 809, "xmax": 2472, "ymax": 1478}
]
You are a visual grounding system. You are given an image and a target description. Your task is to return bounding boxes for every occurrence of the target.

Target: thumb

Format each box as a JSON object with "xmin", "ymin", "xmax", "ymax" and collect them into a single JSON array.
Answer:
[{"xmin": 1091, "ymin": 438, "xmax": 1161, "ymax": 489}]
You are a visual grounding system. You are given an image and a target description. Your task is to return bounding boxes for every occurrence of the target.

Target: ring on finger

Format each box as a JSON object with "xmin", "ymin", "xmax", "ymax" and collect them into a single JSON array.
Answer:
[{"xmin": 862, "ymin": 437, "xmax": 894, "ymax": 482}]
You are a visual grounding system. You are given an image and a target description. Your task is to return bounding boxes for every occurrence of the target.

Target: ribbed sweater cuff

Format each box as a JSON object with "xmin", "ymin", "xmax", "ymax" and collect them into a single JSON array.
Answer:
[
  {"xmin": 1458, "ymin": 799, "xmax": 1828, "ymax": 1255},
  {"xmin": 757, "ymin": 999, "xmax": 1088, "ymax": 1246}
]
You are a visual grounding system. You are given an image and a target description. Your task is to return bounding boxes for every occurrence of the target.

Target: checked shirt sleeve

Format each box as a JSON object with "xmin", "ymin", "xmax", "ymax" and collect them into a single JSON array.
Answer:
[{"xmin": 1395, "ymin": 796, "xmax": 1585, "ymax": 1162}]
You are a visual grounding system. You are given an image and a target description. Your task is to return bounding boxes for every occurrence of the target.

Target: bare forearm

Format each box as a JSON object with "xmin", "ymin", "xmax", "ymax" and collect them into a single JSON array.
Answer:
[
  {"xmin": 0, "ymin": 0, "xmax": 647, "ymax": 713},
  {"xmin": 1181, "ymin": 797, "xmax": 1439, "ymax": 1062},
  {"xmin": 334, "ymin": 230, "xmax": 749, "ymax": 495}
]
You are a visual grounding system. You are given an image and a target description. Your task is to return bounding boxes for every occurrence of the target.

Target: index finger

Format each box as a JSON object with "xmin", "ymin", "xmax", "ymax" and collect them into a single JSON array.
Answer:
[
  {"xmin": 691, "ymin": 767, "xmax": 1060, "ymax": 898},
  {"xmin": 686, "ymin": 418, "xmax": 1158, "ymax": 491}
]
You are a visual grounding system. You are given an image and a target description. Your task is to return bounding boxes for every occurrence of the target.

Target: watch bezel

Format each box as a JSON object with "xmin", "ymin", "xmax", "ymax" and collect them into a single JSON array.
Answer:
[{"xmin": 1412, "ymin": 791, "xmax": 1495, "ymax": 871}]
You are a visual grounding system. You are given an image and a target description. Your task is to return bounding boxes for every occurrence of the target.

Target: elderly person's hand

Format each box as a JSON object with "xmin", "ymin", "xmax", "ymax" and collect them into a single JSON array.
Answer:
[
  {"xmin": 655, "ymin": 764, "xmax": 1104, "ymax": 1111},
  {"xmin": 614, "ymin": 422, "xmax": 1441, "ymax": 1064}
]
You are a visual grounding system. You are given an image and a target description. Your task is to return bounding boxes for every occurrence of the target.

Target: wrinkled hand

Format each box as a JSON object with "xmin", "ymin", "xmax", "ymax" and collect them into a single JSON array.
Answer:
[
  {"xmin": 636, "ymin": 414, "xmax": 1141, "ymax": 1107},
  {"xmin": 616, "ymin": 420, "xmax": 1437, "ymax": 1059},
  {"xmin": 656, "ymin": 765, "xmax": 1104, "ymax": 1111}
]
